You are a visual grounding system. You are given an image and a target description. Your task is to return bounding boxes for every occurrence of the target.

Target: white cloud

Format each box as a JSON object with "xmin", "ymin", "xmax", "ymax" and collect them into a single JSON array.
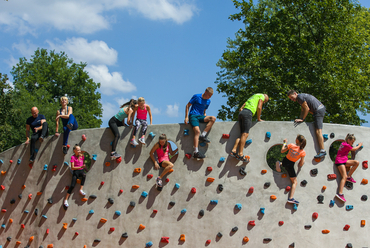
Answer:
[
  {"xmin": 166, "ymin": 103, "xmax": 179, "ymax": 117},
  {"xmin": 12, "ymin": 40, "xmax": 38, "ymax": 58},
  {"xmin": 0, "ymin": 0, "xmax": 197, "ymax": 35},
  {"xmin": 147, "ymin": 102, "xmax": 161, "ymax": 115},
  {"xmin": 102, "ymin": 101, "xmax": 118, "ymax": 122},
  {"xmin": 86, "ymin": 65, "xmax": 136, "ymax": 95}
]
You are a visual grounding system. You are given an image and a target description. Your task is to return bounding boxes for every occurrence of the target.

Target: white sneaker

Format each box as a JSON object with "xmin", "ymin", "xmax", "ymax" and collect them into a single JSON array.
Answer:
[
  {"xmin": 64, "ymin": 200, "xmax": 69, "ymax": 207},
  {"xmin": 130, "ymin": 139, "xmax": 139, "ymax": 146},
  {"xmin": 138, "ymin": 137, "xmax": 146, "ymax": 144},
  {"xmin": 79, "ymin": 190, "xmax": 86, "ymax": 196}
]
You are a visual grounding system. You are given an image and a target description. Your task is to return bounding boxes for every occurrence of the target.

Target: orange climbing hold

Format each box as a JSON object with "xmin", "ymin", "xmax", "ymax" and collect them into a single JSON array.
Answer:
[
  {"xmin": 134, "ymin": 168, "xmax": 142, "ymax": 173},
  {"xmin": 281, "ymin": 173, "xmax": 287, "ymax": 178},
  {"xmin": 180, "ymin": 234, "xmax": 185, "ymax": 242},
  {"xmin": 361, "ymin": 178, "xmax": 368, "ymax": 184},
  {"xmin": 16, "ymin": 241, "xmax": 21, "ymax": 245},
  {"xmin": 63, "ymin": 223, "xmax": 68, "ymax": 229},
  {"xmin": 327, "ymin": 174, "xmax": 337, "ymax": 179},
  {"xmin": 47, "ymin": 244, "xmax": 54, "ymax": 248},
  {"xmin": 9, "ymin": 218, "xmax": 13, "ymax": 223},
  {"xmin": 314, "ymin": 157, "xmax": 321, "ymax": 162},
  {"xmin": 322, "ymin": 229, "xmax": 330, "ymax": 234},
  {"xmin": 82, "ymin": 134, "xmax": 87, "ymax": 141},
  {"xmin": 139, "ymin": 224, "xmax": 146, "ymax": 230},
  {"xmin": 361, "ymin": 220, "xmax": 366, "ymax": 226},
  {"xmin": 168, "ymin": 168, "xmax": 174, "ymax": 173},
  {"xmin": 261, "ymin": 169, "xmax": 267, "ymax": 174},
  {"xmin": 81, "ymin": 198, "xmax": 88, "ymax": 202},
  {"xmin": 322, "ymin": 186, "xmax": 327, "ymax": 190},
  {"xmin": 37, "ymin": 191, "xmax": 43, "ymax": 195},
  {"xmin": 243, "ymin": 236, "xmax": 249, "ymax": 242},
  {"xmin": 21, "ymin": 224, "xmax": 25, "ymax": 228},
  {"xmin": 206, "ymin": 177, "xmax": 215, "ymax": 182},
  {"xmin": 1, "ymin": 170, "xmax": 6, "ymax": 175},
  {"xmin": 29, "ymin": 236, "xmax": 34, "ymax": 242},
  {"xmin": 132, "ymin": 185, "xmax": 140, "ymax": 189},
  {"xmin": 105, "ymin": 161, "xmax": 111, "ymax": 166},
  {"xmin": 22, "ymin": 185, "xmax": 26, "ymax": 189},
  {"xmin": 100, "ymin": 218, "xmax": 107, "ymax": 223},
  {"xmin": 270, "ymin": 195, "xmax": 277, "ymax": 200}
]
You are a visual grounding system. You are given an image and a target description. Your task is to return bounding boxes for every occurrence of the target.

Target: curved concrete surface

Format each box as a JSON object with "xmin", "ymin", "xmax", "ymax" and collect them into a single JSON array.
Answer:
[{"xmin": 0, "ymin": 121, "xmax": 369, "ymax": 248}]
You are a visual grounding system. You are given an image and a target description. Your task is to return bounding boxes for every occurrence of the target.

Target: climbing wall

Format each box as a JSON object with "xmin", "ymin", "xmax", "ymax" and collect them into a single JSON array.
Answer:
[{"xmin": 0, "ymin": 121, "xmax": 369, "ymax": 248}]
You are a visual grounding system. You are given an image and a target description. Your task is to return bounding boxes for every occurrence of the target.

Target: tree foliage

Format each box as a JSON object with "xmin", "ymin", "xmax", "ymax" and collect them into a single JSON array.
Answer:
[
  {"xmin": 216, "ymin": 0, "xmax": 370, "ymax": 125},
  {"xmin": 0, "ymin": 48, "xmax": 102, "ymax": 152}
]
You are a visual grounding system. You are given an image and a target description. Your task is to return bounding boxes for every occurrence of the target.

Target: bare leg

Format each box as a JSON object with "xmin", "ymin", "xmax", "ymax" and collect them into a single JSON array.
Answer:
[
  {"xmin": 64, "ymin": 193, "xmax": 70, "ymax": 201},
  {"xmin": 231, "ymin": 138, "xmax": 240, "ymax": 154},
  {"xmin": 346, "ymin": 160, "xmax": 359, "ymax": 177},
  {"xmin": 203, "ymin": 116, "xmax": 216, "ymax": 133},
  {"xmin": 337, "ymin": 165, "xmax": 347, "ymax": 194},
  {"xmin": 159, "ymin": 161, "xmax": 174, "ymax": 178},
  {"xmin": 238, "ymin": 133, "xmax": 249, "ymax": 157},
  {"xmin": 315, "ymin": 128, "xmax": 324, "ymax": 150},
  {"xmin": 193, "ymin": 126, "xmax": 200, "ymax": 149},
  {"xmin": 289, "ymin": 177, "xmax": 297, "ymax": 199}
]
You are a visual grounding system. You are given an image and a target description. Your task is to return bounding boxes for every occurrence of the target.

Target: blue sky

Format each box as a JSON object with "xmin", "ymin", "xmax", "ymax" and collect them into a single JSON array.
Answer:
[{"xmin": 1, "ymin": 0, "xmax": 370, "ymax": 127}]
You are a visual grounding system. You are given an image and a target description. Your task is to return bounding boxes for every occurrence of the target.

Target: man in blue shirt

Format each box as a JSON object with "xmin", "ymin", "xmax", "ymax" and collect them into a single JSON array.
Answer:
[
  {"xmin": 185, "ymin": 87, "xmax": 216, "ymax": 159},
  {"xmin": 25, "ymin": 107, "xmax": 49, "ymax": 162}
]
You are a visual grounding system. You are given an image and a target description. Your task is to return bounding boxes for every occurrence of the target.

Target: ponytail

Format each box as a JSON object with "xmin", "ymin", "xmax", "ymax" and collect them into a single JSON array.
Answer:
[
  {"xmin": 345, "ymin": 133, "xmax": 356, "ymax": 143},
  {"xmin": 120, "ymin": 99, "xmax": 137, "ymax": 109},
  {"xmin": 297, "ymin": 134, "xmax": 306, "ymax": 150}
]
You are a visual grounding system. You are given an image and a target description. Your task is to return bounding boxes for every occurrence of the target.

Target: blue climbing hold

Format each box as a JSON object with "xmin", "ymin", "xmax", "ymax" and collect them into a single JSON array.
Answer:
[
  {"xmin": 146, "ymin": 241, "xmax": 153, "ymax": 247},
  {"xmin": 43, "ymin": 164, "xmax": 48, "ymax": 171},
  {"xmin": 199, "ymin": 142, "xmax": 206, "ymax": 147},
  {"xmin": 64, "ymin": 161, "xmax": 69, "ymax": 166},
  {"xmin": 89, "ymin": 210, "xmax": 94, "ymax": 214},
  {"xmin": 184, "ymin": 129, "xmax": 189, "ymax": 136},
  {"xmin": 323, "ymin": 134, "xmax": 328, "ymax": 140},
  {"xmin": 42, "ymin": 215, "xmax": 47, "ymax": 219},
  {"xmin": 260, "ymin": 207, "xmax": 265, "ymax": 214},
  {"xmin": 219, "ymin": 157, "xmax": 225, "ymax": 162},
  {"xmin": 246, "ymin": 139, "xmax": 252, "ymax": 145},
  {"xmin": 110, "ymin": 141, "xmax": 113, "ymax": 146},
  {"xmin": 329, "ymin": 200, "xmax": 335, "ymax": 207},
  {"xmin": 149, "ymin": 132, "xmax": 155, "ymax": 138},
  {"xmin": 266, "ymin": 132, "xmax": 271, "ymax": 139},
  {"xmin": 210, "ymin": 200, "xmax": 218, "ymax": 205},
  {"xmin": 181, "ymin": 209, "xmax": 187, "ymax": 214},
  {"xmin": 115, "ymin": 211, "xmax": 122, "ymax": 216},
  {"xmin": 175, "ymin": 183, "xmax": 180, "ymax": 189},
  {"xmin": 346, "ymin": 205, "xmax": 354, "ymax": 210},
  {"xmin": 17, "ymin": 159, "xmax": 21, "ymax": 164},
  {"xmin": 235, "ymin": 203, "xmax": 242, "ymax": 210},
  {"xmin": 24, "ymin": 210, "xmax": 29, "ymax": 214},
  {"xmin": 92, "ymin": 154, "xmax": 97, "ymax": 161},
  {"xmin": 293, "ymin": 204, "xmax": 298, "ymax": 210},
  {"xmin": 141, "ymin": 191, "xmax": 148, "ymax": 198},
  {"xmin": 1, "ymin": 224, "xmax": 5, "ymax": 228},
  {"xmin": 72, "ymin": 218, "xmax": 77, "ymax": 221},
  {"xmin": 356, "ymin": 144, "xmax": 364, "ymax": 149},
  {"xmin": 0, "ymin": 159, "xmax": 3, "ymax": 164},
  {"xmin": 35, "ymin": 148, "xmax": 38, "ymax": 153}
]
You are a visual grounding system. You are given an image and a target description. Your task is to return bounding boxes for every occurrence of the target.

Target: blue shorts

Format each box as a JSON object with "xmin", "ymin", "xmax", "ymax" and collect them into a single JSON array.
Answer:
[{"xmin": 189, "ymin": 115, "xmax": 206, "ymax": 127}]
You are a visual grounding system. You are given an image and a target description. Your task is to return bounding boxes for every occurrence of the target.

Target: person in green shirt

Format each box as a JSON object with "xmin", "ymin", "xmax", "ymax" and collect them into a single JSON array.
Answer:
[{"xmin": 230, "ymin": 93, "xmax": 269, "ymax": 162}]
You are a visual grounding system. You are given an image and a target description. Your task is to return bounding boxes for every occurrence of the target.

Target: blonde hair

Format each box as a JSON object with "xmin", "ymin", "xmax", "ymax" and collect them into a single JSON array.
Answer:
[
  {"xmin": 138, "ymin": 97, "xmax": 145, "ymax": 103},
  {"xmin": 206, "ymin": 87, "xmax": 214, "ymax": 94},
  {"xmin": 345, "ymin": 133, "xmax": 356, "ymax": 143},
  {"xmin": 60, "ymin": 96, "xmax": 69, "ymax": 104}
]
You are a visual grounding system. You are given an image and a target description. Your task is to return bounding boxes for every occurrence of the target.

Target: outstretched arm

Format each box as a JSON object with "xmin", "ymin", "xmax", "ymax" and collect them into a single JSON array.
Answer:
[
  {"xmin": 295, "ymin": 101, "xmax": 309, "ymax": 123},
  {"xmin": 184, "ymin": 102, "xmax": 192, "ymax": 124}
]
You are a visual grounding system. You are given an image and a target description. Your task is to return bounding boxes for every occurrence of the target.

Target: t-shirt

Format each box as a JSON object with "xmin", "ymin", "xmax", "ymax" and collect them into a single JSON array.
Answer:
[
  {"xmin": 335, "ymin": 142, "xmax": 352, "ymax": 164},
  {"xmin": 26, "ymin": 114, "xmax": 46, "ymax": 133},
  {"xmin": 189, "ymin": 94, "xmax": 210, "ymax": 116},
  {"xmin": 243, "ymin": 94, "xmax": 265, "ymax": 116},
  {"xmin": 156, "ymin": 145, "xmax": 169, "ymax": 163},
  {"xmin": 70, "ymin": 155, "xmax": 85, "ymax": 170},
  {"xmin": 114, "ymin": 107, "xmax": 128, "ymax": 122},
  {"xmin": 296, "ymin": 93, "xmax": 323, "ymax": 113},
  {"xmin": 286, "ymin": 143, "xmax": 306, "ymax": 162}
]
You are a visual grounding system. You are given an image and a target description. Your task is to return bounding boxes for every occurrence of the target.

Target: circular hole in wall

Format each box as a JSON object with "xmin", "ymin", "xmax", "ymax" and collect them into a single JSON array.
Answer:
[
  {"xmin": 266, "ymin": 144, "xmax": 288, "ymax": 173},
  {"xmin": 69, "ymin": 152, "xmax": 92, "ymax": 174}
]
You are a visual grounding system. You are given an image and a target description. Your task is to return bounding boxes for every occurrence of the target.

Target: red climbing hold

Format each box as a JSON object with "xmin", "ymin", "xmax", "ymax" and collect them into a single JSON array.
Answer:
[
  {"xmin": 279, "ymin": 221, "xmax": 284, "ymax": 226},
  {"xmin": 207, "ymin": 167, "xmax": 212, "ymax": 172},
  {"xmin": 312, "ymin": 212, "xmax": 319, "ymax": 219},
  {"xmin": 206, "ymin": 240, "xmax": 211, "ymax": 244},
  {"xmin": 119, "ymin": 189, "xmax": 123, "ymax": 193},
  {"xmin": 286, "ymin": 186, "xmax": 291, "ymax": 191},
  {"xmin": 67, "ymin": 144, "xmax": 70, "ymax": 148},
  {"xmin": 110, "ymin": 227, "xmax": 115, "ymax": 232},
  {"xmin": 9, "ymin": 160, "xmax": 13, "ymax": 163},
  {"xmin": 28, "ymin": 163, "xmax": 33, "ymax": 169},
  {"xmin": 248, "ymin": 220, "xmax": 256, "ymax": 226},
  {"xmin": 46, "ymin": 229, "xmax": 50, "ymax": 234},
  {"xmin": 116, "ymin": 157, "xmax": 122, "ymax": 163},
  {"xmin": 161, "ymin": 237, "xmax": 169, "ymax": 243},
  {"xmin": 327, "ymin": 174, "xmax": 337, "ymax": 179},
  {"xmin": 65, "ymin": 186, "xmax": 69, "ymax": 190},
  {"xmin": 185, "ymin": 153, "xmax": 192, "ymax": 159},
  {"xmin": 344, "ymin": 224, "xmax": 350, "ymax": 231},
  {"xmin": 28, "ymin": 193, "xmax": 32, "ymax": 199},
  {"xmin": 222, "ymin": 134, "xmax": 230, "ymax": 139},
  {"xmin": 248, "ymin": 187, "xmax": 254, "ymax": 194},
  {"xmin": 363, "ymin": 161, "xmax": 368, "ymax": 169},
  {"xmin": 75, "ymin": 232, "xmax": 79, "ymax": 236},
  {"xmin": 147, "ymin": 174, "xmax": 153, "ymax": 179},
  {"xmin": 52, "ymin": 165, "xmax": 57, "ymax": 172},
  {"xmin": 21, "ymin": 224, "xmax": 25, "ymax": 229},
  {"xmin": 82, "ymin": 134, "xmax": 87, "ymax": 141},
  {"xmin": 0, "ymin": 185, "xmax": 5, "ymax": 190},
  {"xmin": 165, "ymin": 178, "xmax": 170, "ymax": 182},
  {"xmin": 191, "ymin": 187, "xmax": 197, "ymax": 193},
  {"xmin": 101, "ymin": 181, "xmax": 105, "ymax": 186},
  {"xmin": 153, "ymin": 209, "xmax": 158, "ymax": 213},
  {"xmin": 1, "ymin": 209, "xmax": 6, "ymax": 213}
]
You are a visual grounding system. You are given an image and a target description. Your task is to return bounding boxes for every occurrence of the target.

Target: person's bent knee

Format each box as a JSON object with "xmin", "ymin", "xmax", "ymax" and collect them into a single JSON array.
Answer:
[
  {"xmin": 193, "ymin": 127, "xmax": 200, "ymax": 135},
  {"xmin": 354, "ymin": 160, "xmax": 359, "ymax": 166},
  {"xmin": 291, "ymin": 177, "xmax": 297, "ymax": 184},
  {"xmin": 208, "ymin": 116, "xmax": 216, "ymax": 123}
]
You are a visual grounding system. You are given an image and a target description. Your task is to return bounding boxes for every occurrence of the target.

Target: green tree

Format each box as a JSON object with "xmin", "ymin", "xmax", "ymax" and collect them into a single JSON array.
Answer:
[
  {"xmin": 216, "ymin": 0, "xmax": 370, "ymax": 125},
  {"xmin": 5, "ymin": 48, "xmax": 102, "ymax": 151}
]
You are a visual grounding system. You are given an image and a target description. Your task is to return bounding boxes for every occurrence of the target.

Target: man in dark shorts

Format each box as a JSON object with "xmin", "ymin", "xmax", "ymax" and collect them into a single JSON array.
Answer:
[
  {"xmin": 230, "ymin": 93, "xmax": 268, "ymax": 162},
  {"xmin": 184, "ymin": 87, "xmax": 216, "ymax": 159},
  {"xmin": 25, "ymin": 107, "xmax": 49, "ymax": 162},
  {"xmin": 287, "ymin": 90, "xmax": 326, "ymax": 158}
]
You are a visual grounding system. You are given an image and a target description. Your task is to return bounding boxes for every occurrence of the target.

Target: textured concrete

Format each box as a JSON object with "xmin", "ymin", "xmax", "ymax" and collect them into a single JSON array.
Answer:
[{"xmin": 0, "ymin": 121, "xmax": 369, "ymax": 247}]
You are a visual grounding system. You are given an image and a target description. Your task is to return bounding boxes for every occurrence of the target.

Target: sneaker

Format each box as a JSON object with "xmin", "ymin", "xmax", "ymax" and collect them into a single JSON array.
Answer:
[
  {"xmin": 275, "ymin": 161, "xmax": 281, "ymax": 172},
  {"xmin": 156, "ymin": 177, "xmax": 162, "ymax": 187},
  {"xmin": 138, "ymin": 137, "xmax": 146, "ymax": 144},
  {"xmin": 67, "ymin": 123, "xmax": 73, "ymax": 130},
  {"xmin": 63, "ymin": 146, "xmax": 68, "ymax": 155},
  {"xmin": 111, "ymin": 152, "xmax": 121, "ymax": 160},
  {"xmin": 79, "ymin": 190, "xmax": 86, "ymax": 196},
  {"xmin": 29, "ymin": 155, "xmax": 35, "ymax": 163},
  {"xmin": 347, "ymin": 177, "xmax": 356, "ymax": 183},
  {"xmin": 287, "ymin": 198, "xmax": 299, "ymax": 204},
  {"xmin": 130, "ymin": 139, "xmax": 139, "ymax": 146},
  {"xmin": 64, "ymin": 200, "xmax": 69, "ymax": 207},
  {"xmin": 335, "ymin": 193, "xmax": 346, "ymax": 202},
  {"xmin": 314, "ymin": 151, "xmax": 327, "ymax": 158},
  {"xmin": 193, "ymin": 152, "xmax": 206, "ymax": 159},
  {"xmin": 39, "ymin": 135, "xmax": 45, "ymax": 142},
  {"xmin": 199, "ymin": 136, "xmax": 210, "ymax": 143}
]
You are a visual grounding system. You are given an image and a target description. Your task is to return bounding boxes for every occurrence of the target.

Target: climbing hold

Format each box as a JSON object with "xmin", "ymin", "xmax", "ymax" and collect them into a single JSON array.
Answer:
[
  {"xmin": 100, "ymin": 218, "xmax": 107, "ymax": 223},
  {"xmin": 199, "ymin": 209, "xmax": 204, "ymax": 216},
  {"xmin": 16, "ymin": 241, "xmax": 21, "ymax": 245},
  {"xmin": 42, "ymin": 215, "xmax": 47, "ymax": 219},
  {"xmin": 232, "ymin": 226, "xmax": 238, "ymax": 232},
  {"xmin": 175, "ymin": 183, "xmax": 180, "ymax": 189},
  {"xmin": 10, "ymin": 199, "xmax": 15, "ymax": 204},
  {"xmin": 62, "ymin": 223, "xmax": 68, "ymax": 229},
  {"xmin": 28, "ymin": 193, "xmax": 32, "ymax": 199},
  {"xmin": 264, "ymin": 182, "xmax": 271, "ymax": 188},
  {"xmin": 47, "ymin": 245, "xmax": 54, "ymax": 248},
  {"xmin": 145, "ymin": 241, "xmax": 153, "ymax": 247},
  {"xmin": 279, "ymin": 221, "xmax": 284, "ymax": 226},
  {"xmin": 0, "ymin": 159, "xmax": 2, "ymax": 164},
  {"xmin": 181, "ymin": 209, "xmax": 187, "ymax": 214},
  {"xmin": 243, "ymin": 236, "xmax": 249, "ymax": 243},
  {"xmin": 153, "ymin": 209, "xmax": 158, "ymax": 213},
  {"xmin": 47, "ymin": 197, "xmax": 53, "ymax": 204},
  {"xmin": 343, "ymin": 224, "xmax": 350, "ymax": 231},
  {"xmin": 149, "ymin": 132, "xmax": 156, "ymax": 138},
  {"xmin": 0, "ymin": 185, "xmax": 4, "ymax": 190},
  {"xmin": 165, "ymin": 178, "xmax": 170, "ymax": 182},
  {"xmin": 9, "ymin": 160, "xmax": 13, "ymax": 163},
  {"xmin": 132, "ymin": 185, "xmax": 140, "ymax": 189},
  {"xmin": 363, "ymin": 161, "xmax": 368, "ymax": 169},
  {"xmin": 311, "ymin": 168, "xmax": 318, "ymax": 175},
  {"xmin": 72, "ymin": 218, "xmax": 77, "ymax": 221},
  {"xmin": 119, "ymin": 189, "xmax": 123, "ymax": 193},
  {"xmin": 1, "ymin": 209, "xmax": 6, "ymax": 213},
  {"xmin": 266, "ymin": 131, "xmax": 271, "ymax": 139},
  {"xmin": 17, "ymin": 159, "xmax": 21, "ymax": 164},
  {"xmin": 304, "ymin": 225, "xmax": 312, "ymax": 229},
  {"xmin": 206, "ymin": 167, "xmax": 212, "ymax": 172},
  {"xmin": 361, "ymin": 178, "xmax": 368, "ymax": 184},
  {"xmin": 281, "ymin": 173, "xmax": 287, "ymax": 178},
  {"xmin": 115, "ymin": 211, "xmax": 121, "ymax": 216},
  {"xmin": 317, "ymin": 195, "xmax": 324, "ymax": 203},
  {"xmin": 52, "ymin": 165, "xmax": 57, "ymax": 171},
  {"xmin": 327, "ymin": 174, "xmax": 337, "ymax": 180},
  {"xmin": 18, "ymin": 194, "xmax": 22, "ymax": 199},
  {"xmin": 89, "ymin": 210, "xmax": 94, "ymax": 214},
  {"xmin": 239, "ymin": 167, "xmax": 247, "ymax": 175},
  {"xmin": 24, "ymin": 210, "xmax": 29, "ymax": 214},
  {"xmin": 141, "ymin": 191, "xmax": 148, "ymax": 198},
  {"xmin": 81, "ymin": 198, "xmax": 88, "ymax": 202},
  {"xmin": 191, "ymin": 187, "xmax": 196, "ymax": 193},
  {"xmin": 293, "ymin": 204, "xmax": 298, "ymax": 210},
  {"xmin": 169, "ymin": 201, "xmax": 176, "ymax": 206},
  {"xmin": 217, "ymin": 232, "xmax": 223, "ymax": 238},
  {"xmin": 121, "ymin": 232, "xmax": 128, "ymax": 238},
  {"xmin": 286, "ymin": 186, "xmax": 291, "ymax": 191},
  {"xmin": 219, "ymin": 157, "xmax": 225, "ymax": 162},
  {"xmin": 185, "ymin": 153, "xmax": 192, "ymax": 159},
  {"xmin": 37, "ymin": 191, "xmax": 43, "ymax": 195},
  {"xmin": 105, "ymin": 161, "xmax": 111, "ymax": 166},
  {"xmin": 345, "ymin": 181, "xmax": 353, "ymax": 189},
  {"xmin": 64, "ymin": 161, "xmax": 69, "ymax": 166},
  {"xmin": 180, "ymin": 234, "xmax": 185, "ymax": 242},
  {"xmin": 21, "ymin": 185, "xmax": 26, "ymax": 189},
  {"xmin": 7, "ymin": 236, "xmax": 11, "ymax": 242},
  {"xmin": 260, "ymin": 208, "xmax": 265, "ymax": 214},
  {"xmin": 116, "ymin": 156, "xmax": 122, "ymax": 163},
  {"xmin": 245, "ymin": 139, "xmax": 252, "ymax": 145},
  {"xmin": 222, "ymin": 134, "xmax": 230, "ymax": 139},
  {"xmin": 108, "ymin": 198, "xmax": 114, "ymax": 204},
  {"xmin": 218, "ymin": 184, "xmax": 223, "ymax": 192},
  {"xmin": 1, "ymin": 224, "xmax": 5, "ymax": 228},
  {"xmin": 130, "ymin": 201, "xmax": 136, "ymax": 207},
  {"xmin": 361, "ymin": 195, "xmax": 368, "ymax": 201},
  {"xmin": 264, "ymin": 238, "xmax": 272, "ymax": 242},
  {"xmin": 147, "ymin": 174, "xmax": 153, "ymax": 179},
  {"xmin": 210, "ymin": 200, "xmax": 218, "ymax": 205},
  {"xmin": 361, "ymin": 220, "xmax": 366, "ymax": 226},
  {"xmin": 206, "ymin": 240, "xmax": 211, "ymax": 244},
  {"xmin": 346, "ymin": 205, "xmax": 353, "ymax": 210},
  {"xmin": 184, "ymin": 129, "xmax": 189, "ymax": 136},
  {"xmin": 21, "ymin": 224, "xmax": 25, "ymax": 229},
  {"xmin": 89, "ymin": 194, "xmax": 97, "ymax": 199},
  {"xmin": 28, "ymin": 163, "xmax": 33, "ymax": 168},
  {"xmin": 94, "ymin": 239, "xmax": 101, "ymax": 243},
  {"xmin": 235, "ymin": 203, "xmax": 242, "ymax": 210},
  {"xmin": 109, "ymin": 227, "xmax": 115, "ymax": 232},
  {"xmin": 322, "ymin": 186, "xmax": 327, "ymax": 191},
  {"xmin": 329, "ymin": 200, "xmax": 335, "ymax": 207},
  {"xmin": 312, "ymin": 212, "xmax": 318, "ymax": 219},
  {"xmin": 43, "ymin": 164, "xmax": 48, "ymax": 170},
  {"xmin": 134, "ymin": 168, "xmax": 141, "ymax": 173},
  {"xmin": 330, "ymin": 133, "xmax": 335, "ymax": 138},
  {"xmin": 248, "ymin": 187, "xmax": 254, "ymax": 194},
  {"xmin": 261, "ymin": 169, "xmax": 267, "ymax": 174},
  {"xmin": 82, "ymin": 134, "xmax": 87, "ymax": 141},
  {"xmin": 206, "ymin": 177, "xmax": 215, "ymax": 182},
  {"xmin": 1, "ymin": 171, "xmax": 6, "ymax": 175},
  {"xmin": 139, "ymin": 224, "xmax": 146, "ymax": 230},
  {"xmin": 92, "ymin": 154, "xmax": 97, "ymax": 161},
  {"xmin": 248, "ymin": 220, "xmax": 256, "ymax": 226},
  {"xmin": 301, "ymin": 180, "xmax": 307, "ymax": 186},
  {"xmin": 75, "ymin": 232, "xmax": 79, "ymax": 236},
  {"xmin": 322, "ymin": 229, "xmax": 330, "ymax": 234},
  {"xmin": 29, "ymin": 236, "xmax": 34, "ymax": 242},
  {"xmin": 270, "ymin": 195, "xmax": 277, "ymax": 200},
  {"xmin": 323, "ymin": 134, "xmax": 328, "ymax": 140}
]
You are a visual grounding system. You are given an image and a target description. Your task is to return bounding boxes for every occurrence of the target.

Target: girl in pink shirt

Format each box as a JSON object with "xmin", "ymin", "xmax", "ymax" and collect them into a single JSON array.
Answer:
[
  {"xmin": 149, "ymin": 134, "xmax": 178, "ymax": 187},
  {"xmin": 334, "ymin": 134, "xmax": 362, "ymax": 202},
  {"xmin": 131, "ymin": 97, "xmax": 153, "ymax": 146}
]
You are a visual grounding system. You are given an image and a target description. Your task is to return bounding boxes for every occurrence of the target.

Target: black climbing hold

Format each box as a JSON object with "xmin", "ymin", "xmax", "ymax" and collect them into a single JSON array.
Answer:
[
  {"xmin": 330, "ymin": 133, "xmax": 335, "ymax": 139},
  {"xmin": 264, "ymin": 182, "xmax": 271, "ymax": 188},
  {"xmin": 94, "ymin": 239, "xmax": 101, "ymax": 242},
  {"xmin": 310, "ymin": 168, "xmax": 318, "ymax": 175},
  {"xmin": 39, "ymin": 246, "xmax": 44, "ymax": 248},
  {"xmin": 25, "ymin": 245, "xmax": 30, "ymax": 248},
  {"xmin": 264, "ymin": 238, "xmax": 272, "ymax": 242},
  {"xmin": 89, "ymin": 194, "xmax": 97, "ymax": 199},
  {"xmin": 218, "ymin": 184, "xmax": 223, "ymax": 192},
  {"xmin": 345, "ymin": 181, "xmax": 353, "ymax": 189},
  {"xmin": 130, "ymin": 201, "xmax": 136, "ymax": 207},
  {"xmin": 346, "ymin": 243, "xmax": 353, "ymax": 248},
  {"xmin": 301, "ymin": 180, "xmax": 307, "ymax": 186},
  {"xmin": 304, "ymin": 225, "xmax": 312, "ymax": 229},
  {"xmin": 18, "ymin": 194, "xmax": 22, "ymax": 199},
  {"xmin": 108, "ymin": 198, "xmax": 114, "ymax": 204},
  {"xmin": 121, "ymin": 232, "xmax": 128, "ymax": 238},
  {"xmin": 361, "ymin": 195, "xmax": 368, "ymax": 201},
  {"xmin": 232, "ymin": 226, "xmax": 238, "ymax": 232},
  {"xmin": 289, "ymin": 243, "xmax": 295, "ymax": 248},
  {"xmin": 34, "ymin": 208, "xmax": 38, "ymax": 216},
  {"xmin": 10, "ymin": 199, "xmax": 15, "ymax": 204},
  {"xmin": 217, "ymin": 232, "xmax": 223, "ymax": 238},
  {"xmin": 317, "ymin": 195, "xmax": 324, "ymax": 204},
  {"xmin": 169, "ymin": 201, "xmax": 176, "ymax": 206},
  {"xmin": 239, "ymin": 167, "xmax": 247, "ymax": 176},
  {"xmin": 199, "ymin": 209, "xmax": 204, "ymax": 216},
  {"xmin": 7, "ymin": 236, "xmax": 11, "ymax": 242},
  {"xmin": 47, "ymin": 197, "xmax": 53, "ymax": 204}
]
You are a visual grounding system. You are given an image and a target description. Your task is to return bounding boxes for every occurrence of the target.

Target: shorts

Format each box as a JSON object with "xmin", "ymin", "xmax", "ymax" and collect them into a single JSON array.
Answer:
[
  {"xmin": 313, "ymin": 106, "xmax": 325, "ymax": 129},
  {"xmin": 189, "ymin": 115, "xmax": 206, "ymax": 127},
  {"xmin": 238, "ymin": 109, "xmax": 253, "ymax": 134},
  {"xmin": 282, "ymin": 157, "xmax": 297, "ymax": 178},
  {"xmin": 335, "ymin": 163, "xmax": 346, "ymax": 167}
]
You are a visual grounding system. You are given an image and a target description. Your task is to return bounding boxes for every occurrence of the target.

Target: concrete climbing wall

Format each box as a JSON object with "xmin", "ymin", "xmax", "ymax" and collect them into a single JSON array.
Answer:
[{"xmin": 0, "ymin": 121, "xmax": 369, "ymax": 248}]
